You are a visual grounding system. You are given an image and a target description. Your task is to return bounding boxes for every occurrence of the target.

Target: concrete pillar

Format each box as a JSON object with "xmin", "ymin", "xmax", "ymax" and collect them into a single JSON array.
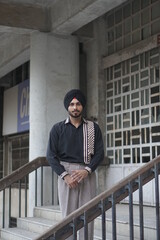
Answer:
[
  {"xmin": 29, "ymin": 32, "xmax": 79, "ymax": 215},
  {"xmin": 83, "ymin": 17, "xmax": 108, "ymax": 194},
  {"xmin": 94, "ymin": 17, "xmax": 108, "ymax": 194}
]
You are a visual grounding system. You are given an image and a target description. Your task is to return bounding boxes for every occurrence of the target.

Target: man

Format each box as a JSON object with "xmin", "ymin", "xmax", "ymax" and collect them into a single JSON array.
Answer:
[{"xmin": 47, "ymin": 89, "xmax": 104, "ymax": 240}]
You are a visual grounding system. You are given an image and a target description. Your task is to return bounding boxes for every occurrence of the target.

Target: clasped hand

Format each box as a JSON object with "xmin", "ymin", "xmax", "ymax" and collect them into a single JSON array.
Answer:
[{"xmin": 64, "ymin": 169, "xmax": 88, "ymax": 188}]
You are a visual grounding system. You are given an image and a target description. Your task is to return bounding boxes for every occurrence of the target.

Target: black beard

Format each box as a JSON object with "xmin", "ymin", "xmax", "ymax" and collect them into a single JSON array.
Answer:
[
  {"xmin": 69, "ymin": 113, "xmax": 81, "ymax": 118},
  {"xmin": 68, "ymin": 110, "xmax": 82, "ymax": 118}
]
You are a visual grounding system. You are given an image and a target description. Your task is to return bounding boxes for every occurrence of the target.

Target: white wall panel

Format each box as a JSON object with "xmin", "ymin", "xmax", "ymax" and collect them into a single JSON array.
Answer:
[{"xmin": 3, "ymin": 85, "xmax": 18, "ymax": 135}]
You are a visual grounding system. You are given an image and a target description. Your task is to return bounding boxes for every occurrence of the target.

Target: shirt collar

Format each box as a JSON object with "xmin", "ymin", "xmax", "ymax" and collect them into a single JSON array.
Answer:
[{"xmin": 65, "ymin": 117, "xmax": 88, "ymax": 124}]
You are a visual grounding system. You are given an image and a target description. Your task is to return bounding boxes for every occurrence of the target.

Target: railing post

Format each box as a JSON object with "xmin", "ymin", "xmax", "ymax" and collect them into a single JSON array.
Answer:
[
  {"xmin": 41, "ymin": 166, "xmax": 43, "ymax": 205},
  {"xmin": 35, "ymin": 169, "xmax": 37, "ymax": 206},
  {"xmin": 3, "ymin": 189, "xmax": 5, "ymax": 228},
  {"xmin": 25, "ymin": 176, "xmax": 28, "ymax": 217},
  {"xmin": 100, "ymin": 199, "xmax": 106, "ymax": 240},
  {"xmin": 154, "ymin": 163, "xmax": 160, "ymax": 240},
  {"xmin": 19, "ymin": 180, "xmax": 21, "ymax": 217},
  {"xmin": 52, "ymin": 171, "xmax": 54, "ymax": 205},
  {"xmin": 128, "ymin": 181, "xmax": 134, "ymax": 240},
  {"xmin": 9, "ymin": 186, "xmax": 11, "ymax": 227},
  {"xmin": 84, "ymin": 211, "xmax": 88, "ymax": 240},
  {"xmin": 138, "ymin": 175, "xmax": 144, "ymax": 240},
  {"xmin": 111, "ymin": 193, "xmax": 117, "ymax": 240},
  {"xmin": 72, "ymin": 218, "xmax": 77, "ymax": 240},
  {"xmin": 54, "ymin": 172, "xmax": 58, "ymax": 205},
  {"xmin": 51, "ymin": 171, "xmax": 58, "ymax": 205}
]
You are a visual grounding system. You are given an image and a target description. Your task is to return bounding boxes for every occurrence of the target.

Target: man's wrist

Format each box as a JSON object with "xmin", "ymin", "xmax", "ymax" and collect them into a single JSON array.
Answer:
[
  {"xmin": 85, "ymin": 167, "xmax": 92, "ymax": 174},
  {"xmin": 60, "ymin": 171, "xmax": 69, "ymax": 180}
]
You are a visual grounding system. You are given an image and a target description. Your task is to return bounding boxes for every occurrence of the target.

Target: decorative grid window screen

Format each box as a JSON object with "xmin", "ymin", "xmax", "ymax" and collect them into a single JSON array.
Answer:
[
  {"xmin": 106, "ymin": 47, "xmax": 160, "ymax": 164},
  {"xmin": 106, "ymin": 0, "xmax": 160, "ymax": 56},
  {"xmin": 11, "ymin": 134, "xmax": 29, "ymax": 172}
]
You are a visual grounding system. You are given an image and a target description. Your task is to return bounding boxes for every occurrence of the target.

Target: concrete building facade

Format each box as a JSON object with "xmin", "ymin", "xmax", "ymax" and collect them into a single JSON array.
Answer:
[{"xmin": 0, "ymin": 0, "xmax": 160, "ymax": 221}]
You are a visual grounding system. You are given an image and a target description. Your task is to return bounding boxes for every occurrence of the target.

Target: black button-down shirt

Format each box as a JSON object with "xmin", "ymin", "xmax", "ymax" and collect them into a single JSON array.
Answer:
[{"xmin": 46, "ymin": 118, "xmax": 104, "ymax": 176}]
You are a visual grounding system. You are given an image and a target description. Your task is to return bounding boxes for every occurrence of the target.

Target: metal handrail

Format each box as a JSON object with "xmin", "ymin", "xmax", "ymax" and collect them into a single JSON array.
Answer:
[
  {"xmin": 34, "ymin": 155, "xmax": 160, "ymax": 240},
  {"xmin": 0, "ymin": 157, "xmax": 50, "ymax": 228},
  {"xmin": 0, "ymin": 155, "xmax": 160, "ymax": 239},
  {"xmin": 0, "ymin": 157, "xmax": 48, "ymax": 191}
]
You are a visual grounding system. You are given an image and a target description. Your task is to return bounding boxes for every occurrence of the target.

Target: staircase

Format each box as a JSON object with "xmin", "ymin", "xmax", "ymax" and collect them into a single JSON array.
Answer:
[
  {"xmin": 0, "ymin": 156, "xmax": 160, "ymax": 239},
  {"xmin": 0, "ymin": 203, "xmax": 157, "ymax": 240},
  {"xmin": 0, "ymin": 206, "xmax": 60, "ymax": 240}
]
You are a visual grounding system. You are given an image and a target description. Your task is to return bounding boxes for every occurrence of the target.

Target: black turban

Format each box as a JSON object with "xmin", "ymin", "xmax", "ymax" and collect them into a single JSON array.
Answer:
[{"xmin": 64, "ymin": 89, "xmax": 86, "ymax": 110}]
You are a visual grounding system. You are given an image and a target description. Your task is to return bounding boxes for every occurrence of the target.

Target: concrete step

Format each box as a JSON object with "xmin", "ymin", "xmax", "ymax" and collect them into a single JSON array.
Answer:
[
  {"xmin": 32, "ymin": 204, "xmax": 157, "ymax": 240},
  {"xmin": 35, "ymin": 204, "xmax": 156, "ymax": 239},
  {"xmin": 34, "ymin": 205, "xmax": 61, "ymax": 222},
  {"xmin": 0, "ymin": 206, "xmax": 61, "ymax": 240},
  {"xmin": 94, "ymin": 218, "xmax": 156, "ymax": 240},
  {"xmin": 0, "ymin": 228, "xmax": 39, "ymax": 240},
  {"xmin": 95, "ymin": 203, "xmax": 156, "ymax": 240},
  {"xmin": 94, "ymin": 229, "xmax": 139, "ymax": 240},
  {"xmin": 0, "ymin": 204, "xmax": 157, "ymax": 240},
  {"xmin": 17, "ymin": 216, "xmax": 58, "ymax": 234}
]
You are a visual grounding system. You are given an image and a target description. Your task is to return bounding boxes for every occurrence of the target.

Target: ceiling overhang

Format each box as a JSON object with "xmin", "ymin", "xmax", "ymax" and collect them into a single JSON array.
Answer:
[{"xmin": 0, "ymin": 0, "xmax": 127, "ymax": 34}]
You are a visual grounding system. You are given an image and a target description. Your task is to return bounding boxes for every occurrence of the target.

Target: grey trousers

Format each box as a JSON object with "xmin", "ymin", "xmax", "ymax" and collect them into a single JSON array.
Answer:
[{"xmin": 58, "ymin": 162, "xmax": 96, "ymax": 240}]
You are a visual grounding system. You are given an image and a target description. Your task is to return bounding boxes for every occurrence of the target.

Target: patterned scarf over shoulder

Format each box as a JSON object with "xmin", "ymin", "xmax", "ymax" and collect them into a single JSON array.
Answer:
[{"xmin": 83, "ymin": 120, "xmax": 95, "ymax": 164}]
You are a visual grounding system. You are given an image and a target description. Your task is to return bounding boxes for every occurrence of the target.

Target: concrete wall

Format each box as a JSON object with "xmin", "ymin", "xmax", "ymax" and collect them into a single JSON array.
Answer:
[
  {"xmin": 3, "ymin": 86, "xmax": 18, "ymax": 135},
  {"xmin": 106, "ymin": 165, "xmax": 157, "ymax": 205}
]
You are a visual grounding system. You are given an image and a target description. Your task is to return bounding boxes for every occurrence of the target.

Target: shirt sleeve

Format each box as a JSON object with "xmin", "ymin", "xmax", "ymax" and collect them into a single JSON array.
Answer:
[
  {"xmin": 46, "ymin": 124, "xmax": 67, "ymax": 176},
  {"xmin": 87, "ymin": 123, "xmax": 104, "ymax": 172}
]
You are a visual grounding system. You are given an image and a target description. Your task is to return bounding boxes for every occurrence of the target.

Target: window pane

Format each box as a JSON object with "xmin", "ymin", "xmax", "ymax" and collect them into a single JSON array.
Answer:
[
  {"xmin": 151, "ymin": 2, "xmax": 160, "ymax": 20},
  {"xmin": 124, "ymin": 35, "xmax": 131, "ymax": 47},
  {"xmin": 116, "ymin": 24, "xmax": 122, "ymax": 39},
  {"xmin": 132, "ymin": 0, "xmax": 140, "ymax": 14},
  {"xmin": 115, "ymin": 9, "xmax": 122, "ymax": 24},
  {"xmin": 132, "ymin": 14, "xmax": 140, "ymax": 30},
  {"xmin": 151, "ymin": 20, "xmax": 160, "ymax": 35},
  {"xmin": 141, "ymin": 0, "xmax": 150, "ymax": 8},
  {"xmin": 151, "ymin": 0, "xmax": 159, "ymax": 3},
  {"xmin": 108, "ymin": 30, "xmax": 114, "ymax": 43},
  {"xmin": 123, "ymin": 3, "xmax": 131, "ymax": 18},
  {"xmin": 142, "ymin": 26, "xmax": 150, "ymax": 40},
  {"xmin": 108, "ymin": 44, "xmax": 114, "ymax": 55},
  {"xmin": 116, "ymin": 39, "xmax": 122, "ymax": 51},
  {"xmin": 107, "ymin": 14, "xmax": 114, "ymax": 28},
  {"xmin": 141, "ymin": 9, "xmax": 150, "ymax": 25},
  {"xmin": 132, "ymin": 30, "xmax": 140, "ymax": 44},
  {"xmin": 141, "ymin": 69, "xmax": 148, "ymax": 78},
  {"xmin": 124, "ymin": 18, "xmax": 131, "ymax": 34},
  {"xmin": 141, "ymin": 79, "xmax": 149, "ymax": 87}
]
